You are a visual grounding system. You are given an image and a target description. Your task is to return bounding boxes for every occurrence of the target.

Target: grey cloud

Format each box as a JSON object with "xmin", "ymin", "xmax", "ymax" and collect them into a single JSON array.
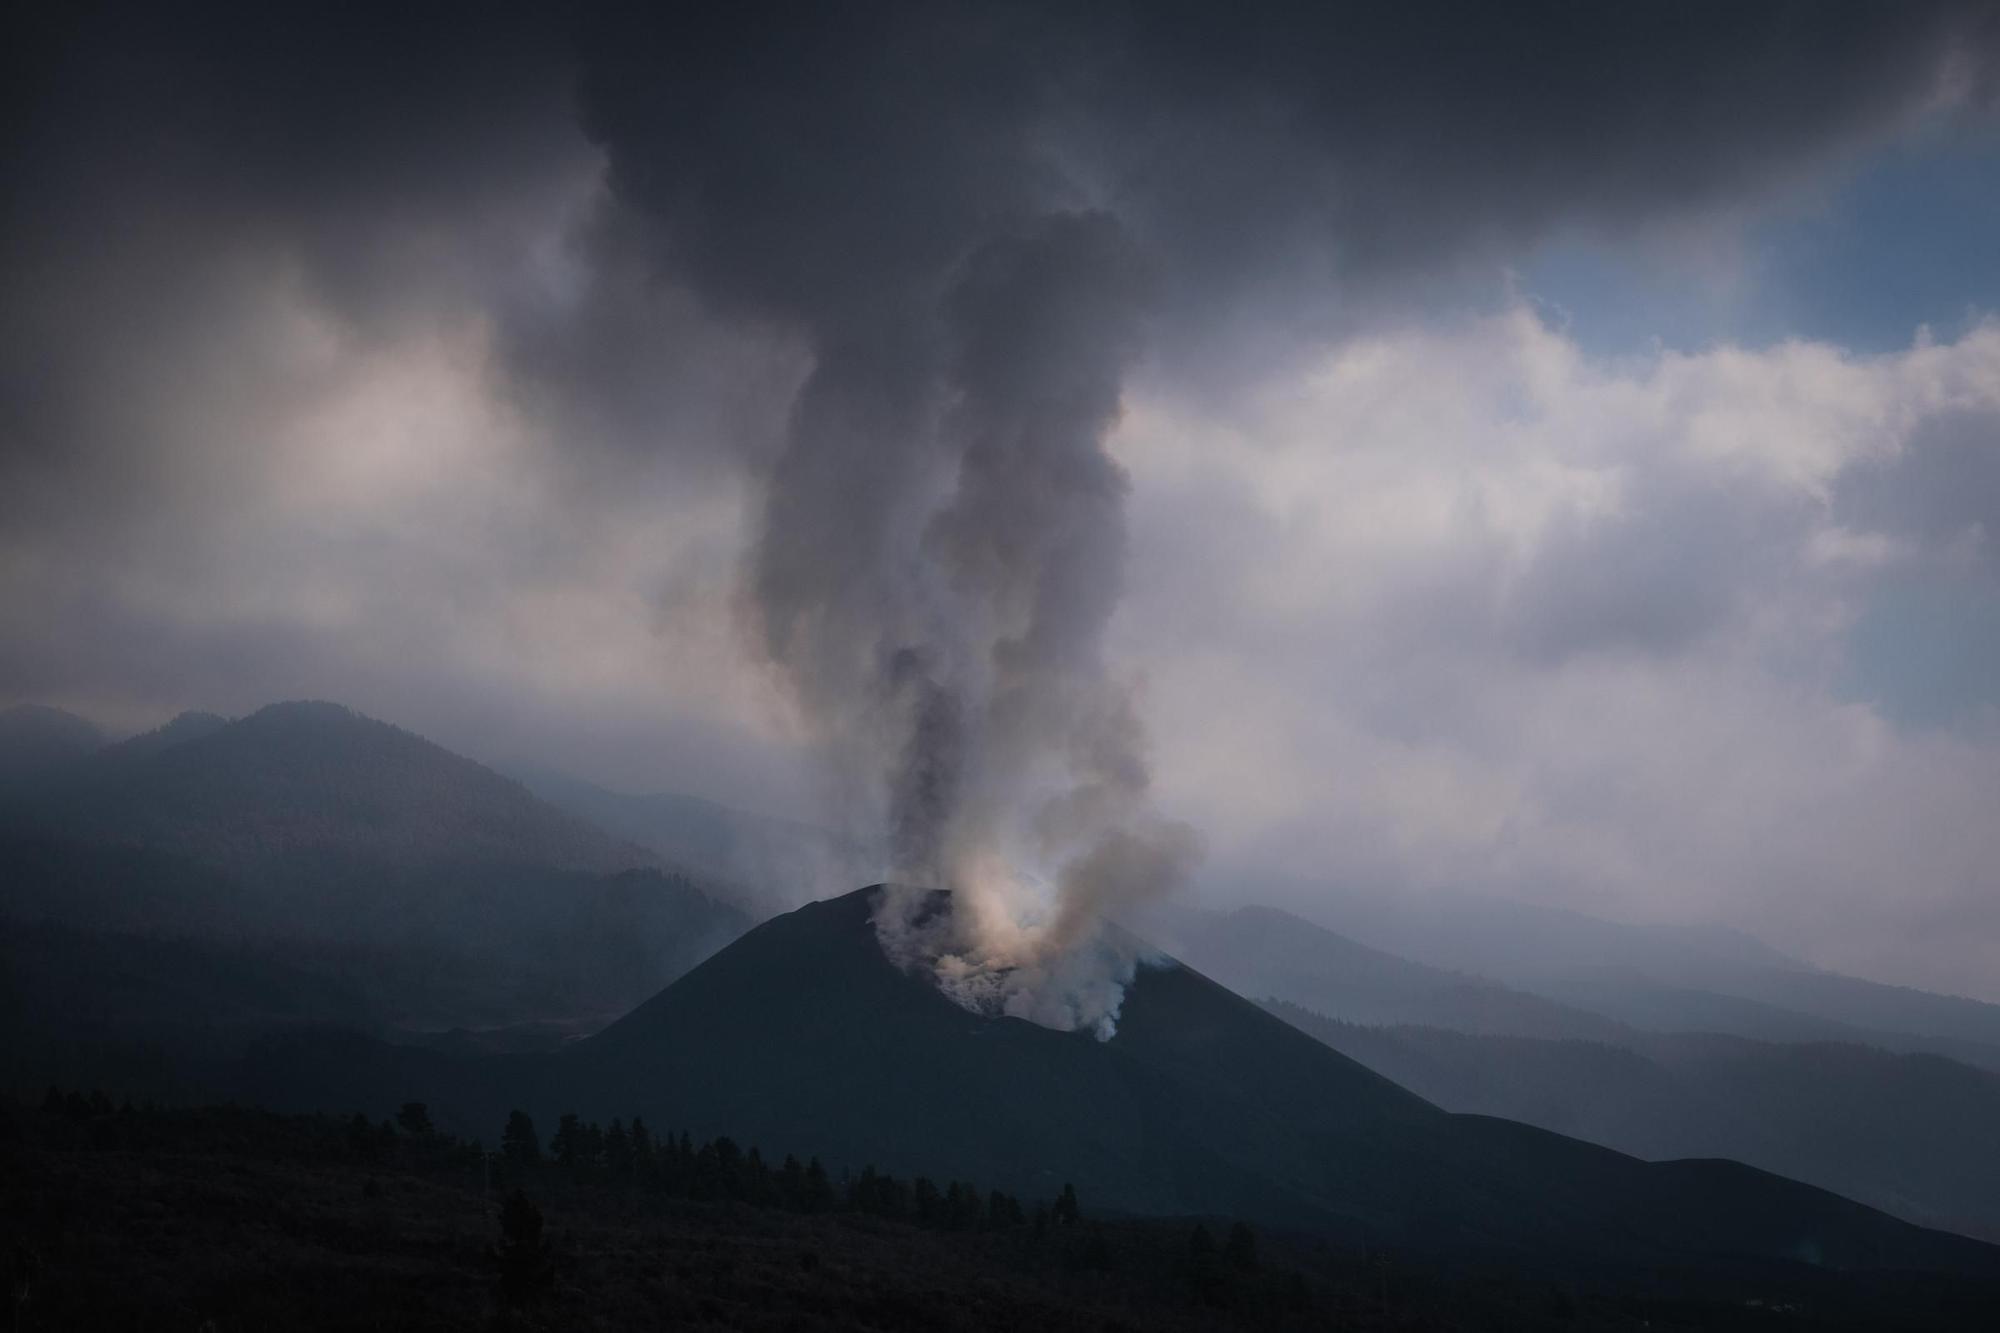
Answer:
[
  {"xmin": 7, "ymin": 0, "xmax": 2000, "ymax": 1011},
  {"xmin": 568, "ymin": 2, "xmax": 1998, "ymax": 388},
  {"xmin": 1086, "ymin": 1, "xmax": 1995, "ymax": 375},
  {"xmin": 1836, "ymin": 409, "xmax": 2000, "ymax": 563},
  {"xmin": 1834, "ymin": 408, "xmax": 2000, "ymax": 722},
  {"xmin": 3, "ymin": 2, "xmax": 577, "ymax": 330},
  {"xmin": 1507, "ymin": 470, "xmax": 1817, "ymax": 665},
  {"xmin": 2, "ymin": 1, "xmax": 585, "ymax": 534},
  {"xmin": 9, "ymin": 0, "xmax": 1991, "ymax": 514},
  {"xmin": 492, "ymin": 193, "xmax": 810, "ymax": 481}
]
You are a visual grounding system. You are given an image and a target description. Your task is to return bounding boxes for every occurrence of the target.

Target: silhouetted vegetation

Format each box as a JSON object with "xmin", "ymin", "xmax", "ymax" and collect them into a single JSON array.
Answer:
[
  {"xmin": 0, "ymin": 1090, "xmax": 1354, "ymax": 1330},
  {"xmin": 397, "ymin": 1100, "xmax": 433, "ymax": 1135},
  {"xmin": 8, "ymin": 1088, "xmax": 1999, "ymax": 1330},
  {"xmin": 494, "ymin": 1189, "xmax": 553, "ymax": 1306},
  {"xmin": 500, "ymin": 1104, "xmax": 1044, "ymax": 1234},
  {"xmin": 501, "ymin": 1109, "xmax": 541, "ymax": 1165}
]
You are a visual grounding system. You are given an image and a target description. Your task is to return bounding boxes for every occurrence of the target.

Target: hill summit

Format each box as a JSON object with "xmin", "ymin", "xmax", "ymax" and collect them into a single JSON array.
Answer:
[
  {"xmin": 0, "ymin": 703, "xmax": 105, "ymax": 791},
  {"xmin": 28, "ymin": 700, "xmax": 653, "ymax": 875},
  {"xmin": 0, "ymin": 701, "xmax": 745, "ymax": 1033}
]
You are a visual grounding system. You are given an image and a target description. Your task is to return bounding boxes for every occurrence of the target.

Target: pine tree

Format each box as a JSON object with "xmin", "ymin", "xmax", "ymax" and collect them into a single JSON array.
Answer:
[
  {"xmin": 803, "ymin": 1156, "xmax": 834, "ymax": 1213},
  {"xmin": 713, "ymin": 1134, "xmax": 743, "ymax": 1190},
  {"xmin": 495, "ymin": 1190, "xmax": 552, "ymax": 1306},
  {"xmin": 501, "ymin": 1111, "xmax": 541, "ymax": 1165},
  {"xmin": 744, "ymin": 1146, "xmax": 775, "ymax": 1204},
  {"xmin": 780, "ymin": 1153, "xmax": 806, "ymax": 1207},
  {"xmin": 1053, "ymin": 1182, "xmax": 1080, "ymax": 1225},
  {"xmin": 1225, "ymin": 1221, "xmax": 1258, "ymax": 1271},
  {"xmin": 690, "ymin": 1141, "xmax": 722, "ymax": 1200},
  {"xmin": 1186, "ymin": 1223, "xmax": 1221, "ymax": 1305},
  {"xmin": 395, "ymin": 1102, "xmax": 433, "ymax": 1136},
  {"xmin": 945, "ymin": 1181, "xmax": 980, "ymax": 1230},
  {"xmin": 988, "ymin": 1190, "xmax": 1024, "ymax": 1228},
  {"xmin": 605, "ymin": 1118, "xmax": 632, "ymax": 1178},
  {"xmin": 551, "ymin": 1113, "xmax": 582, "ymax": 1170}
]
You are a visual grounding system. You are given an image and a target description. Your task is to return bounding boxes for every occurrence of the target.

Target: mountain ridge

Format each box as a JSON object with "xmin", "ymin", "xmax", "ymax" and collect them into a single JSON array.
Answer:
[
  {"xmin": 22, "ymin": 700, "xmax": 656, "ymax": 876},
  {"xmin": 0, "ymin": 702, "xmax": 105, "ymax": 792},
  {"xmin": 1221, "ymin": 887, "xmax": 2000, "ymax": 1067},
  {"xmin": 237, "ymin": 885, "xmax": 2000, "ymax": 1276},
  {"xmin": 1270, "ymin": 999, "xmax": 2000, "ymax": 1244},
  {"xmin": 0, "ymin": 701, "xmax": 752, "ymax": 1036}
]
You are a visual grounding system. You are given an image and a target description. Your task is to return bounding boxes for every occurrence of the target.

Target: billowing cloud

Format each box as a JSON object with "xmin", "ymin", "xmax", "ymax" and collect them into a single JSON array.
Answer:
[
  {"xmin": 4, "ymin": 2, "xmax": 2000, "ymax": 1001},
  {"xmin": 1116, "ymin": 311, "xmax": 2000, "ymax": 998}
]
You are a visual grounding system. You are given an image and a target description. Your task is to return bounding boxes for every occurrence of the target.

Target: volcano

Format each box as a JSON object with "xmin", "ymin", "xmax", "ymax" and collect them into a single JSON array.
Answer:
[{"xmin": 248, "ymin": 885, "xmax": 1997, "ymax": 1274}]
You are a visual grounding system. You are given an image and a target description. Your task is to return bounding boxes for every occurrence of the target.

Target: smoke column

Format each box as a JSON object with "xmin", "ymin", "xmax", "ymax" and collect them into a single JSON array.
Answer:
[
  {"xmin": 752, "ymin": 212, "xmax": 1201, "ymax": 1038},
  {"xmin": 576, "ymin": 8, "xmax": 1199, "ymax": 1037}
]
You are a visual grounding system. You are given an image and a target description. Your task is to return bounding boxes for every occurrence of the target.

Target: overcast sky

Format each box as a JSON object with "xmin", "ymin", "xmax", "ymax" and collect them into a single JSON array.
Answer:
[{"xmin": 5, "ymin": 1, "xmax": 2000, "ymax": 998}]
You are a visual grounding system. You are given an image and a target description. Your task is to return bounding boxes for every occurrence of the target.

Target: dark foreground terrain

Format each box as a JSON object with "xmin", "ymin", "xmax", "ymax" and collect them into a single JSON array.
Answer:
[{"xmin": 6, "ymin": 1096, "xmax": 2000, "ymax": 1332}]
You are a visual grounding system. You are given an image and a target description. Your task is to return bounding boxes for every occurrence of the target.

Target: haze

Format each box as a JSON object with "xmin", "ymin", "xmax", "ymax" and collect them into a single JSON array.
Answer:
[{"xmin": 7, "ymin": 1, "xmax": 2000, "ymax": 1001}]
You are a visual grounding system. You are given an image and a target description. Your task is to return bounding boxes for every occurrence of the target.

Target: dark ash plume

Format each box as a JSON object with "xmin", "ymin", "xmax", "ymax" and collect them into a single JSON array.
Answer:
[{"xmin": 754, "ymin": 209, "xmax": 1200, "ymax": 1034}]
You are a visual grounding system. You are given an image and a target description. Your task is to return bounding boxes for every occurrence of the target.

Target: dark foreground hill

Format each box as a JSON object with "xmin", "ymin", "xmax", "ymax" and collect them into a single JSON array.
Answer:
[
  {"xmin": 26, "ymin": 1099, "xmax": 1995, "ymax": 1331},
  {"xmin": 240, "ymin": 887, "xmax": 2000, "ymax": 1280}
]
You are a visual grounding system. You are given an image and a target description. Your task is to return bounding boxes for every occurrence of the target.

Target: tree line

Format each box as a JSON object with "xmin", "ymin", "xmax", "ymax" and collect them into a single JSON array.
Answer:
[
  {"xmin": 493, "ymin": 1106, "xmax": 1081, "ymax": 1234},
  {"xmin": 24, "ymin": 1088, "xmax": 1086, "ymax": 1237},
  {"xmin": 10, "ymin": 1088, "xmax": 1333, "ymax": 1324}
]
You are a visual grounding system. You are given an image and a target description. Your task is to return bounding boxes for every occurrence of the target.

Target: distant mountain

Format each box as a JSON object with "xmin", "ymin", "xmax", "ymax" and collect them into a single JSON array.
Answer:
[
  {"xmin": 0, "ymin": 703, "xmax": 105, "ymax": 792},
  {"xmin": 1643, "ymin": 964, "xmax": 2000, "ymax": 1061},
  {"xmin": 1272, "ymin": 1001, "xmax": 2000, "ymax": 1243},
  {"xmin": 1513, "ymin": 966, "xmax": 2000, "ymax": 1070},
  {"xmin": 1157, "ymin": 898, "xmax": 2000, "ymax": 1069},
  {"xmin": 519, "ymin": 768, "xmax": 877, "ymax": 916},
  {"xmin": 88, "ymin": 708, "xmax": 230, "ymax": 766},
  {"xmin": 26, "ymin": 700, "xmax": 653, "ymax": 876},
  {"xmin": 0, "ymin": 849, "xmax": 747, "ymax": 1049},
  {"xmin": 0, "ymin": 701, "xmax": 752, "ymax": 1035},
  {"xmin": 1156, "ymin": 903, "xmax": 1628, "ymax": 1040},
  {"xmin": 1272, "ymin": 882, "xmax": 1799, "ymax": 984},
  {"xmin": 1270, "ymin": 884, "xmax": 2000, "ymax": 1069},
  {"xmin": 240, "ymin": 887, "xmax": 1998, "ymax": 1277}
]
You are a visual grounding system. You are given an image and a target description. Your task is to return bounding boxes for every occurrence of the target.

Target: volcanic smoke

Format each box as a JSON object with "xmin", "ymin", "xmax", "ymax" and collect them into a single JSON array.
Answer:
[
  {"xmin": 762, "ymin": 213, "xmax": 1202, "ymax": 1039},
  {"xmin": 574, "ymin": 8, "xmax": 1208, "ymax": 1034}
]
